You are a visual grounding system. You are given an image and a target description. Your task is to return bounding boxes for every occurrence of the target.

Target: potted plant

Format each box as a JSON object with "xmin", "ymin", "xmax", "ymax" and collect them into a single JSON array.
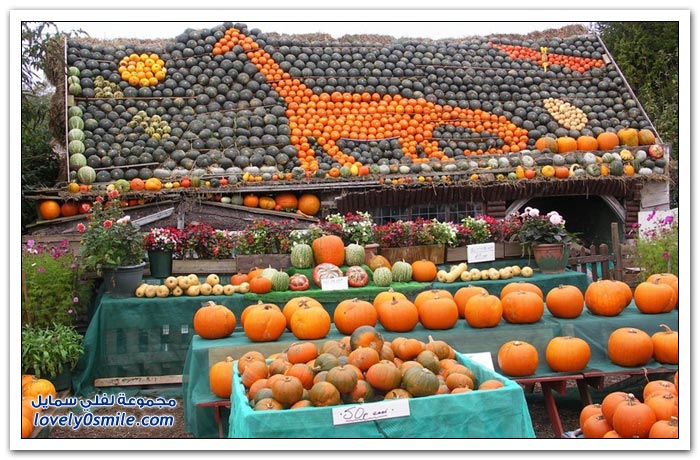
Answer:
[
  {"xmin": 233, "ymin": 219, "xmax": 295, "ymax": 272},
  {"xmin": 22, "ymin": 324, "xmax": 84, "ymax": 391},
  {"xmin": 515, "ymin": 207, "xmax": 578, "ymax": 273},
  {"xmin": 143, "ymin": 226, "xmax": 182, "ymax": 278},
  {"xmin": 77, "ymin": 190, "xmax": 146, "ymax": 297},
  {"xmin": 318, "ymin": 212, "xmax": 378, "ymax": 262},
  {"xmin": 374, "ymin": 219, "xmax": 447, "ymax": 264}
]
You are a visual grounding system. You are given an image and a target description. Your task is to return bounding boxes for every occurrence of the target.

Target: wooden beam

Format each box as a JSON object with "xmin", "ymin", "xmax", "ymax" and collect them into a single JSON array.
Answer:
[{"xmin": 93, "ymin": 374, "xmax": 183, "ymax": 388}]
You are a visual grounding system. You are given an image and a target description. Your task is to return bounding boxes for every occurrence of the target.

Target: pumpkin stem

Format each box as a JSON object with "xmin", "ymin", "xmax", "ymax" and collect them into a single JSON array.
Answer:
[
  {"xmin": 669, "ymin": 416, "xmax": 679, "ymax": 427},
  {"xmin": 428, "ymin": 335, "xmax": 434, "ymax": 343},
  {"xmin": 659, "ymin": 324, "xmax": 673, "ymax": 333}
]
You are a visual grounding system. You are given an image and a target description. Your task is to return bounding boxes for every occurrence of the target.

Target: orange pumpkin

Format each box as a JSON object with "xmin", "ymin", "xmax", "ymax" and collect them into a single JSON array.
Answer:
[
  {"xmin": 584, "ymin": 280, "xmax": 629, "ymax": 316},
  {"xmin": 556, "ymin": 136, "xmax": 578, "ymax": 153},
  {"xmin": 285, "ymin": 342, "xmax": 319, "ymax": 365},
  {"xmin": 373, "ymin": 288, "xmax": 407, "ymax": 311},
  {"xmin": 607, "ymin": 328, "xmax": 654, "ymax": 367},
  {"xmin": 612, "ymin": 398, "xmax": 656, "ymax": 438},
  {"xmin": 349, "ymin": 325, "xmax": 385, "ymax": 352},
  {"xmin": 271, "ymin": 375, "xmax": 304, "ymax": 406},
  {"xmin": 38, "ymin": 200, "xmax": 61, "ymax": 220},
  {"xmin": 617, "ymin": 128, "xmax": 640, "ymax": 147},
  {"xmin": 545, "ymin": 336, "xmax": 591, "ymax": 372},
  {"xmin": 258, "ymin": 196, "xmax": 276, "ymax": 210},
  {"xmin": 236, "ymin": 350, "xmax": 266, "ymax": 375},
  {"xmin": 413, "ymin": 289, "xmax": 453, "ymax": 310},
  {"xmin": 597, "ymin": 131, "xmax": 620, "ymax": 150},
  {"xmin": 230, "ymin": 273, "xmax": 250, "ymax": 286},
  {"xmin": 311, "ymin": 235, "xmax": 345, "ymax": 266},
  {"xmin": 333, "ymin": 298, "xmax": 377, "ymax": 335},
  {"xmin": 545, "ymin": 284, "xmax": 584, "ymax": 318},
  {"xmin": 308, "ymin": 381, "xmax": 341, "ymax": 407},
  {"xmin": 243, "ymin": 304, "xmax": 287, "ymax": 342},
  {"xmin": 576, "ymin": 135, "xmax": 599, "ymax": 151},
  {"xmin": 634, "ymin": 280, "xmax": 676, "ymax": 314},
  {"xmin": 240, "ymin": 359, "xmax": 270, "ymax": 389},
  {"xmin": 497, "ymin": 340, "xmax": 539, "ymax": 376},
  {"xmin": 283, "ymin": 297, "xmax": 324, "ymax": 330},
  {"xmin": 368, "ymin": 254, "xmax": 392, "ymax": 271},
  {"xmin": 275, "ymin": 193, "xmax": 298, "ymax": 210},
  {"xmin": 411, "ymin": 260, "xmax": 438, "ymax": 282},
  {"xmin": 417, "ymin": 295, "xmax": 459, "ymax": 330},
  {"xmin": 391, "ymin": 337, "xmax": 426, "ymax": 361},
  {"xmin": 243, "ymin": 194, "xmax": 259, "ymax": 208},
  {"xmin": 129, "ymin": 178, "xmax": 145, "ymax": 191},
  {"xmin": 649, "ymin": 417, "xmax": 679, "ymax": 439},
  {"xmin": 554, "ymin": 166, "xmax": 570, "ymax": 179},
  {"xmin": 248, "ymin": 268, "xmax": 265, "ymax": 280},
  {"xmin": 377, "ymin": 297, "xmax": 419, "ymax": 332},
  {"xmin": 601, "ymin": 391, "xmax": 635, "ymax": 423},
  {"xmin": 501, "ymin": 291, "xmax": 544, "ymax": 324},
  {"xmin": 60, "ymin": 201, "xmax": 79, "ymax": 217},
  {"xmin": 646, "ymin": 273, "xmax": 679, "ymax": 309},
  {"xmin": 285, "ymin": 363, "xmax": 316, "ymax": 390},
  {"xmin": 582, "ymin": 414, "xmax": 614, "ymax": 439},
  {"xmin": 193, "ymin": 301, "xmax": 237, "ymax": 339},
  {"xmin": 365, "ymin": 361, "xmax": 402, "ymax": 392},
  {"xmin": 500, "ymin": 281, "xmax": 543, "ymax": 300},
  {"xmin": 651, "ymin": 324, "xmax": 678, "ymax": 365},
  {"xmin": 347, "ymin": 347, "xmax": 380, "ymax": 372},
  {"xmin": 145, "ymin": 177, "xmax": 162, "ymax": 191},
  {"xmin": 579, "ymin": 404, "xmax": 603, "ymax": 430},
  {"xmin": 22, "ymin": 416, "xmax": 33, "ymax": 439},
  {"xmin": 240, "ymin": 301, "xmax": 281, "ymax": 327},
  {"xmin": 248, "ymin": 276, "xmax": 272, "ymax": 294},
  {"xmin": 643, "ymin": 380, "xmax": 678, "ymax": 401},
  {"xmin": 463, "ymin": 292, "xmax": 503, "ymax": 328},
  {"xmin": 22, "ymin": 378, "xmax": 56, "ymax": 402},
  {"xmin": 534, "ymin": 136, "xmax": 558, "ymax": 153},
  {"xmin": 645, "ymin": 393, "xmax": 678, "ymax": 421},
  {"xmin": 209, "ymin": 356, "xmax": 236, "ymax": 398},
  {"xmin": 297, "ymin": 194, "xmax": 321, "ymax": 216},
  {"xmin": 454, "ymin": 286, "xmax": 489, "ymax": 318},
  {"xmin": 290, "ymin": 305, "xmax": 331, "ymax": 340}
]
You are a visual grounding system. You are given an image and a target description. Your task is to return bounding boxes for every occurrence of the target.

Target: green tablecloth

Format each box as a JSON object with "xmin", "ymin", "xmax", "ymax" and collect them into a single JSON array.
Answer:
[
  {"xmin": 228, "ymin": 352, "xmax": 535, "ymax": 438},
  {"xmin": 182, "ymin": 306, "xmax": 678, "ymax": 438}
]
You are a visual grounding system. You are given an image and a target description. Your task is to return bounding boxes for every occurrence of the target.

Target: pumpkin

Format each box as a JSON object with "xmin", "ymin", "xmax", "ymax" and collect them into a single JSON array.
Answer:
[
  {"xmin": 347, "ymin": 347, "xmax": 380, "ymax": 372},
  {"xmin": 365, "ymin": 361, "xmax": 402, "ymax": 392},
  {"xmin": 249, "ymin": 276, "xmax": 272, "ymax": 294},
  {"xmin": 545, "ymin": 284, "xmax": 584, "ymax": 318},
  {"xmin": 413, "ymin": 289, "xmax": 453, "ymax": 310},
  {"xmin": 248, "ymin": 268, "xmax": 265, "ymax": 280},
  {"xmin": 311, "ymin": 263, "xmax": 344, "ymax": 287},
  {"xmin": 579, "ymin": 404, "xmax": 603, "ymax": 430},
  {"xmin": 333, "ymin": 298, "xmax": 377, "ymax": 335},
  {"xmin": 637, "ymin": 129, "xmax": 657, "ymax": 145},
  {"xmin": 649, "ymin": 417, "xmax": 679, "ymax": 439},
  {"xmin": 320, "ymin": 340, "xmax": 350, "ymax": 358},
  {"xmin": 271, "ymin": 375, "xmax": 304, "ymax": 406},
  {"xmin": 582, "ymin": 414, "xmax": 614, "ymax": 439},
  {"xmin": 312, "ymin": 235, "xmax": 345, "ymax": 266},
  {"xmin": 258, "ymin": 196, "xmax": 276, "ymax": 210},
  {"xmin": 60, "ymin": 201, "xmax": 79, "ymax": 217},
  {"xmin": 290, "ymin": 244, "xmax": 314, "ymax": 268},
  {"xmin": 209, "ymin": 356, "xmax": 235, "ymax": 398},
  {"xmin": 288, "ymin": 273, "xmax": 310, "ymax": 291},
  {"xmin": 497, "ymin": 340, "xmax": 539, "ymax": 376},
  {"xmin": 634, "ymin": 280, "xmax": 675, "ymax": 314},
  {"xmin": 285, "ymin": 363, "xmax": 316, "ymax": 390},
  {"xmin": 612, "ymin": 398, "xmax": 656, "ymax": 438},
  {"xmin": 651, "ymin": 324, "xmax": 678, "ymax": 364},
  {"xmin": 297, "ymin": 194, "xmax": 321, "ymax": 216},
  {"xmin": 454, "ymin": 286, "xmax": 489, "ymax": 318},
  {"xmin": 346, "ymin": 379, "xmax": 376, "ymax": 404},
  {"xmin": 254, "ymin": 398, "xmax": 284, "ymax": 411},
  {"xmin": 367, "ymin": 254, "xmax": 392, "ymax": 271},
  {"xmin": 607, "ymin": 328, "xmax": 654, "ymax": 367},
  {"xmin": 401, "ymin": 366, "xmax": 440, "ymax": 397},
  {"xmin": 349, "ymin": 325, "xmax": 384, "ymax": 352},
  {"xmin": 576, "ymin": 135, "xmax": 599, "ymax": 151},
  {"xmin": 285, "ymin": 342, "xmax": 319, "ymax": 365},
  {"xmin": 193, "ymin": 301, "xmax": 237, "ymax": 339},
  {"xmin": 373, "ymin": 288, "xmax": 407, "ymax": 311},
  {"xmin": 478, "ymin": 379, "xmax": 505, "ymax": 390},
  {"xmin": 243, "ymin": 304, "xmax": 287, "ymax": 342},
  {"xmin": 597, "ymin": 132, "xmax": 620, "ymax": 150},
  {"xmin": 646, "ymin": 273, "xmax": 679, "ymax": 309},
  {"xmin": 391, "ymin": 337, "xmax": 426, "ymax": 361},
  {"xmin": 325, "ymin": 365, "xmax": 359, "ymax": 393},
  {"xmin": 411, "ymin": 260, "xmax": 438, "ymax": 282},
  {"xmin": 268, "ymin": 358, "xmax": 292, "ymax": 377},
  {"xmin": 463, "ymin": 292, "xmax": 503, "ymax": 328},
  {"xmin": 545, "ymin": 336, "xmax": 591, "ymax": 372},
  {"xmin": 247, "ymin": 378, "xmax": 270, "ymax": 401},
  {"xmin": 270, "ymin": 271, "xmax": 290, "ymax": 291},
  {"xmin": 601, "ymin": 392, "xmax": 635, "ymax": 422},
  {"xmin": 417, "ymin": 295, "xmax": 459, "ymax": 330},
  {"xmin": 556, "ymin": 136, "xmax": 577, "ymax": 153},
  {"xmin": 345, "ymin": 265, "xmax": 369, "ymax": 288},
  {"xmin": 282, "ymin": 297, "xmax": 323, "ymax": 330},
  {"xmin": 22, "ymin": 378, "xmax": 56, "ymax": 402},
  {"xmin": 425, "ymin": 336, "xmax": 454, "ymax": 360},
  {"xmin": 643, "ymin": 380, "xmax": 678, "ymax": 401},
  {"xmin": 617, "ymin": 128, "xmax": 640, "ymax": 147},
  {"xmin": 584, "ymin": 280, "xmax": 629, "ymax": 316},
  {"xmin": 308, "ymin": 381, "xmax": 341, "ymax": 407},
  {"xmin": 344, "ymin": 244, "xmax": 366, "ymax": 266},
  {"xmin": 22, "ymin": 416, "xmax": 33, "ymax": 439},
  {"xmin": 445, "ymin": 372, "xmax": 474, "ymax": 391},
  {"xmin": 385, "ymin": 388, "xmax": 413, "ymax": 399},
  {"xmin": 645, "ymin": 393, "xmax": 678, "ymax": 421},
  {"xmin": 534, "ymin": 136, "xmax": 558, "ymax": 153},
  {"xmin": 243, "ymin": 194, "xmax": 259, "ymax": 208},
  {"xmin": 372, "ymin": 267, "xmax": 393, "ymax": 287},
  {"xmin": 313, "ymin": 353, "xmax": 341, "ymax": 372},
  {"xmin": 144, "ymin": 177, "xmax": 162, "ymax": 191},
  {"xmin": 500, "ymin": 281, "xmax": 543, "ymax": 300},
  {"xmin": 377, "ymin": 297, "xmax": 419, "ymax": 332},
  {"xmin": 230, "ymin": 273, "xmax": 250, "ymax": 286},
  {"xmin": 415, "ymin": 350, "xmax": 440, "ymax": 374},
  {"xmin": 615, "ymin": 280, "xmax": 634, "ymax": 307},
  {"xmin": 391, "ymin": 260, "xmax": 413, "ymax": 283},
  {"xmin": 237, "ymin": 351, "xmax": 266, "ymax": 375},
  {"xmin": 38, "ymin": 200, "xmax": 61, "ymax": 220},
  {"xmin": 290, "ymin": 305, "xmax": 331, "ymax": 340},
  {"xmin": 275, "ymin": 193, "xmax": 298, "ymax": 211},
  {"xmin": 501, "ymin": 291, "xmax": 544, "ymax": 324}
]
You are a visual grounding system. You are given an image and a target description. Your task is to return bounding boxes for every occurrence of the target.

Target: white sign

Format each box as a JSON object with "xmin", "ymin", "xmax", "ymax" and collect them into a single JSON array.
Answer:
[
  {"xmin": 321, "ymin": 276, "xmax": 348, "ymax": 291},
  {"xmin": 332, "ymin": 399, "xmax": 411, "ymax": 426},
  {"xmin": 463, "ymin": 352, "xmax": 495, "ymax": 371},
  {"xmin": 467, "ymin": 242, "xmax": 495, "ymax": 263}
]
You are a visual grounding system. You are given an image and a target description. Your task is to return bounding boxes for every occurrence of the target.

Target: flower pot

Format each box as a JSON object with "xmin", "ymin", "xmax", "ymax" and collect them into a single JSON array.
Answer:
[
  {"xmin": 103, "ymin": 261, "xmax": 146, "ymax": 298},
  {"xmin": 445, "ymin": 246, "xmax": 468, "ymax": 263},
  {"xmin": 50, "ymin": 364, "xmax": 73, "ymax": 392},
  {"xmin": 532, "ymin": 244, "xmax": 570, "ymax": 274},
  {"xmin": 148, "ymin": 250, "xmax": 173, "ymax": 278},
  {"xmin": 363, "ymin": 243, "xmax": 380, "ymax": 265}
]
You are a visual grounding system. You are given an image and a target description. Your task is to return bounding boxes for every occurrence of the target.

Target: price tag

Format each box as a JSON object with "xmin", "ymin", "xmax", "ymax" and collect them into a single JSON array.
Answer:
[
  {"xmin": 321, "ymin": 276, "xmax": 348, "ymax": 291},
  {"xmin": 467, "ymin": 242, "xmax": 495, "ymax": 263},
  {"xmin": 332, "ymin": 399, "xmax": 410, "ymax": 426},
  {"xmin": 463, "ymin": 351, "xmax": 495, "ymax": 371}
]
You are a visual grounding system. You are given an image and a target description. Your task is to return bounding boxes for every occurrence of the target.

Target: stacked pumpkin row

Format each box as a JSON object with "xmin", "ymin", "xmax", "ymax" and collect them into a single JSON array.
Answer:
[
  {"xmin": 208, "ymin": 327, "xmax": 506, "ymax": 410},
  {"xmin": 579, "ymin": 376, "xmax": 679, "ymax": 438},
  {"xmin": 21, "ymin": 375, "xmax": 58, "ymax": 438}
]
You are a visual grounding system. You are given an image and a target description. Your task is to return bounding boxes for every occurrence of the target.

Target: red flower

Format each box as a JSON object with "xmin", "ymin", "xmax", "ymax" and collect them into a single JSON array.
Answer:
[
  {"xmin": 103, "ymin": 220, "xmax": 113, "ymax": 229},
  {"xmin": 76, "ymin": 223, "xmax": 86, "ymax": 233},
  {"xmin": 95, "ymin": 195, "xmax": 104, "ymax": 204}
]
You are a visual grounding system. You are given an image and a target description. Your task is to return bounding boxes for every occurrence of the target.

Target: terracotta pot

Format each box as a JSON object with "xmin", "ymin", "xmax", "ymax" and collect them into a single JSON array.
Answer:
[{"xmin": 532, "ymin": 244, "xmax": 569, "ymax": 274}]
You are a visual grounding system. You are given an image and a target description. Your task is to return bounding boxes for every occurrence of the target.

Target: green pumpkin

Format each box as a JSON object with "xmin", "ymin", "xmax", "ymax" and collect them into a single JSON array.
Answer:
[
  {"xmin": 67, "ymin": 106, "xmax": 83, "ymax": 118},
  {"xmin": 68, "ymin": 83, "xmax": 82, "ymax": 96},
  {"xmin": 601, "ymin": 152, "xmax": 616, "ymax": 163},
  {"xmin": 551, "ymin": 154, "xmax": 566, "ymax": 166},
  {"xmin": 609, "ymin": 160, "xmax": 624, "ymax": 176},
  {"xmin": 67, "ymin": 128, "xmax": 85, "ymax": 142},
  {"xmin": 585, "ymin": 164, "xmax": 601, "ymax": 177},
  {"xmin": 260, "ymin": 267, "xmax": 279, "ymax": 280},
  {"xmin": 76, "ymin": 165, "xmax": 96, "ymax": 184},
  {"xmin": 344, "ymin": 244, "xmax": 366, "ymax": 266},
  {"xmin": 68, "ymin": 153, "xmax": 87, "ymax": 171},
  {"xmin": 67, "ymin": 66, "xmax": 81, "ymax": 77},
  {"xmin": 391, "ymin": 261, "xmax": 413, "ymax": 283},
  {"xmin": 271, "ymin": 271, "xmax": 290, "ymax": 292},
  {"xmin": 339, "ymin": 166, "xmax": 352, "ymax": 178},
  {"xmin": 372, "ymin": 267, "xmax": 393, "ymax": 287},
  {"xmin": 231, "ymin": 194, "xmax": 244, "ymax": 206},
  {"xmin": 291, "ymin": 244, "xmax": 314, "ymax": 268},
  {"xmin": 401, "ymin": 366, "xmax": 440, "ymax": 397}
]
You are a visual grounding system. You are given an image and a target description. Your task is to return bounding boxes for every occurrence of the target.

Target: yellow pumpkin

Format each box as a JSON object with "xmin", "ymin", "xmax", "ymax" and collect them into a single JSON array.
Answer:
[
  {"xmin": 258, "ymin": 196, "xmax": 276, "ymax": 210},
  {"xmin": 541, "ymin": 165, "xmax": 555, "ymax": 178}
]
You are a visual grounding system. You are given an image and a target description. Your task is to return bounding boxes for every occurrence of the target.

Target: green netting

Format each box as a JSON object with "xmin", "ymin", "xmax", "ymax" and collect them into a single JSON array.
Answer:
[{"xmin": 228, "ymin": 353, "xmax": 536, "ymax": 438}]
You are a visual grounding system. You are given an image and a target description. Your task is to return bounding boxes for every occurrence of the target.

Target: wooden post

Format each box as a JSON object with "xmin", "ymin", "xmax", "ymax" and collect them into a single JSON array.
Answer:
[{"xmin": 611, "ymin": 222, "xmax": 622, "ymax": 281}]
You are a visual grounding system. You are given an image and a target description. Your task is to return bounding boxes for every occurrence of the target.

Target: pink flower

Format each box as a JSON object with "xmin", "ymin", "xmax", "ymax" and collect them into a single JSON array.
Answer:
[
  {"xmin": 95, "ymin": 195, "xmax": 104, "ymax": 204},
  {"xmin": 548, "ymin": 213, "xmax": 563, "ymax": 226},
  {"xmin": 103, "ymin": 220, "xmax": 113, "ymax": 229},
  {"xmin": 77, "ymin": 223, "xmax": 86, "ymax": 233},
  {"xmin": 107, "ymin": 190, "xmax": 119, "ymax": 199},
  {"xmin": 662, "ymin": 252, "xmax": 669, "ymax": 260},
  {"xmin": 116, "ymin": 216, "xmax": 131, "ymax": 225}
]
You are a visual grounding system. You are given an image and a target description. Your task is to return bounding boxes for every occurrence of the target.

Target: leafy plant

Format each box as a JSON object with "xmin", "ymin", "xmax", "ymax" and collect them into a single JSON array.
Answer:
[
  {"xmin": 515, "ymin": 207, "xmax": 578, "ymax": 249},
  {"xmin": 631, "ymin": 212, "xmax": 678, "ymax": 277},
  {"xmin": 22, "ymin": 240, "xmax": 93, "ymax": 328},
  {"xmin": 143, "ymin": 226, "xmax": 182, "ymax": 253},
  {"xmin": 78, "ymin": 191, "xmax": 144, "ymax": 273},
  {"xmin": 234, "ymin": 219, "xmax": 295, "ymax": 255},
  {"xmin": 460, "ymin": 217, "xmax": 492, "ymax": 244},
  {"xmin": 320, "ymin": 212, "xmax": 375, "ymax": 245},
  {"xmin": 22, "ymin": 323, "xmax": 84, "ymax": 380}
]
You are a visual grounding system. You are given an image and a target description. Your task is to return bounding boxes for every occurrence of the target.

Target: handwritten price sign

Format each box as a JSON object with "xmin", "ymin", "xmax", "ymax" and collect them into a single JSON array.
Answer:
[{"xmin": 331, "ymin": 399, "xmax": 410, "ymax": 426}]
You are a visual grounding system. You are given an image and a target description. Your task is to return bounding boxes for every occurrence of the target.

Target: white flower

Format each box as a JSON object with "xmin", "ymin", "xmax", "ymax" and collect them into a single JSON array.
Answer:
[
  {"xmin": 527, "ymin": 207, "xmax": 540, "ymax": 217},
  {"xmin": 116, "ymin": 215, "xmax": 131, "ymax": 225},
  {"xmin": 549, "ymin": 214, "xmax": 563, "ymax": 226}
]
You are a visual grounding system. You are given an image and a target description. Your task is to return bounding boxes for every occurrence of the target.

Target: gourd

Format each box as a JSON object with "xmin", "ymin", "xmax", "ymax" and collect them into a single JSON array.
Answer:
[
  {"xmin": 372, "ymin": 267, "xmax": 392, "ymax": 287},
  {"xmin": 344, "ymin": 244, "xmax": 366, "ymax": 266},
  {"xmin": 290, "ymin": 244, "xmax": 314, "ymax": 268},
  {"xmin": 391, "ymin": 260, "xmax": 413, "ymax": 283},
  {"xmin": 270, "ymin": 271, "xmax": 290, "ymax": 291},
  {"xmin": 436, "ymin": 263, "xmax": 468, "ymax": 283}
]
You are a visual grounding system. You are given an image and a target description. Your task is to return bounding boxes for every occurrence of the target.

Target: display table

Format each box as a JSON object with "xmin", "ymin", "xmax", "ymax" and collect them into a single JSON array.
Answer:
[
  {"xmin": 228, "ymin": 353, "xmax": 535, "ymax": 438},
  {"xmin": 183, "ymin": 306, "xmax": 677, "ymax": 438},
  {"xmin": 73, "ymin": 270, "xmax": 587, "ymax": 396}
]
